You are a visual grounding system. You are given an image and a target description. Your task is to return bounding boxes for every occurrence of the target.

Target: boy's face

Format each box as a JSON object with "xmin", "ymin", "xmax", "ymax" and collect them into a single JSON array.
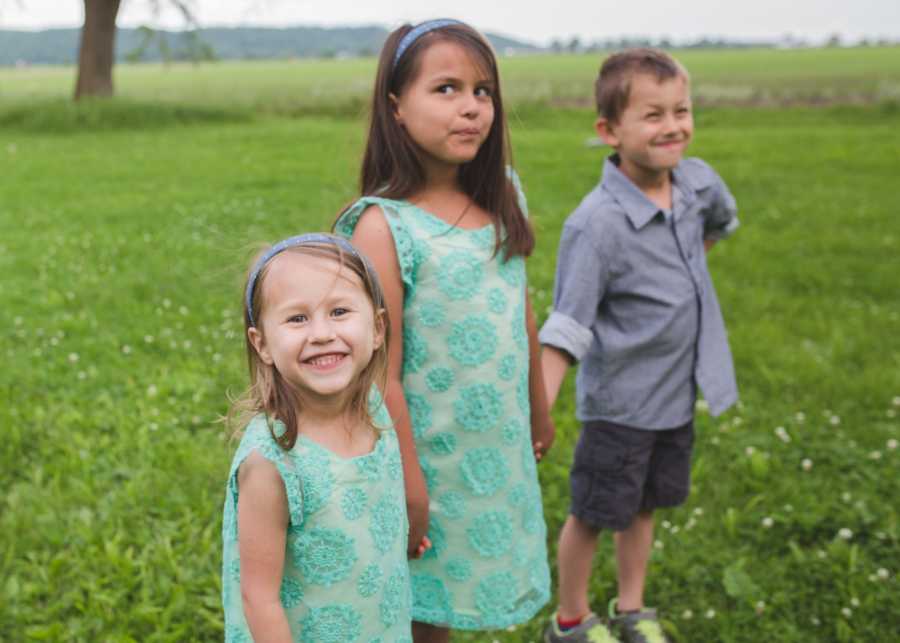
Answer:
[{"xmin": 597, "ymin": 73, "xmax": 693, "ymax": 177}]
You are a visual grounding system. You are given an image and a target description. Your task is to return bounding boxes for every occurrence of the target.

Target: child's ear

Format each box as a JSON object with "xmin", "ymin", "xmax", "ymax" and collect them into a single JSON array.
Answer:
[
  {"xmin": 372, "ymin": 309, "xmax": 387, "ymax": 350},
  {"xmin": 595, "ymin": 117, "xmax": 619, "ymax": 148},
  {"xmin": 389, "ymin": 93, "xmax": 403, "ymax": 125},
  {"xmin": 247, "ymin": 327, "xmax": 274, "ymax": 365}
]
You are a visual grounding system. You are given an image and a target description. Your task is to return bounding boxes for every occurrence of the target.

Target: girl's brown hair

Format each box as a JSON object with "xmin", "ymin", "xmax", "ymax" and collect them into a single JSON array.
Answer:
[
  {"xmin": 228, "ymin": 240, "xmax": 390, "ymax": 450},
  {"xmin": 354, "ymin": 21, "xmax": 534, "ymax": 258}
]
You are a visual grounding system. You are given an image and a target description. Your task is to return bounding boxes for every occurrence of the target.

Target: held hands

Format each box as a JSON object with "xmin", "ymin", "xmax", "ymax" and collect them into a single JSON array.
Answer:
[
  {"xmin": 410, "ymin": 535, "xmax": 432, "ymax": 559},
  {"xmin": 531, "ymin": 413, "xmax": 556, "ymax": 463},
  {"xmin": 405, "ymin": 470, "xmax": 430, "ymax": 558}
]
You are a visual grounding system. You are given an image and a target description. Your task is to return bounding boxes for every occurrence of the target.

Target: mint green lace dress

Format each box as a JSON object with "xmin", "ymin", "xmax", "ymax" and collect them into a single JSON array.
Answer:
[
  {"xmin": 335, "ymin": 191, "xmax": 551, "ymax": 630},
  {"xmin": 221, "ymin": 396, "xmax": 412, "ymax": 642}
]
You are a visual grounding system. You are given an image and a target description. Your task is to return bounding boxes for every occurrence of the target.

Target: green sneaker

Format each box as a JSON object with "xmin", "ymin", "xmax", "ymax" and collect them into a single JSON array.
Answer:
[
  {"xmin": 544, "ymin": 611, "xmax": 622, "ymax": 643},
  {"xmin": 608, "ymin": 599, "xmax": 669, "ymax": 643}
]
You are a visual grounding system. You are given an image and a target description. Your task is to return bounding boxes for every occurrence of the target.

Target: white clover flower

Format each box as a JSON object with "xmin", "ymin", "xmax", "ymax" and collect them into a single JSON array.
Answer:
[
  {"xmin": 811, "ymin": 616, "xmax": 820, "ymax": 626},
  {"xmin": 850, "ymin": 597, "xmax": 860, "ymax": 608},
  {"xmin": 183, "ymin": 340, "xmax": 192, "ymax": 349},
  {"xmin": 654, "ymin": 540, "xmax": 664, "ymax": 550},
  {"xmin": 681, "ymin": 609, "xmax": 693, "ymax": 620},
  {"xmin": 893, "ymin": 396, "xmax": 900, "ymax": 407},
  {"xmin": 801, "ymin": 458, "xmax": 813, "ymax": 471},
  {"xmin": 144, "ymin": 335, "xmax": 154, "ymax": 343},
  {"xmin": 671, "ymin": 525, "xmax": 680, "ymax": 534},
  {"xmin": 68, "ymin": 353, "xmax": 79, "ymax": 363},
  {"xmin": 745, "ymin": 446, "xmax": 756, "ymax": 456},
  {"xmin": 829, "ymin": 415, "xmax": 841, "ymax": 426},
  {"xmin": 783, "ymin": 504, "xmax": 794, "ymax": 512},
  {"xmin": 685, "ymin": 518, "xmax": 697, "ymax": 530},
  {"xmin": 77, "ymin": 371, "xmax": 86, "ymax": 380},
  {"xmin": 755, "ymin": 601, "xmax": 765, "ymax": 615},
  {"xmin": 838, "ymin": 528, "xmax": 853, "ymax": 540},
  {"xmin": 122, "ymin": 345, "xmax": 132, "ymax": 354},
  {"xmin": 693, "ymin": 507, "xmax": 704, "ymax": 516},
  {"xmin": 877, "ymin": 568, "xmax": 889, "ymax": 580},
  {"xmin": 147, "ymin": 385, "xmax": 158, "ymax": 398},
  {"xmin": 662, "ymin": 520, "xmax": 672, "ymax": 530},
  {"xmin": 869, "ymin": 451, "xmax": 882, "ymax": 460},
  {"xmin": 887, "ymin": 439, "xmax": 897, "ymax": 450},
  {"xmin": 149, "ymin": 422, "xmax": 159, "ymax": 431},
  {"xmin": 695, "ymin": 399, "xmax": 709, "ymax": 413},
  {"xmin": 795, "ymin": 411, "xmax": 806, "ymax": 422},
  {"xmin": 887, "ymin": 410, "xmax": 896, "ymax": 419},
  {"xmin": 774, "ymin": 426, "xmax": 791, "ymax": 443},
  {"xmin": 841, "ymin": 607, "xmax": 852, "ymax": 618},
  {"xmin": 179, "ymin": 305, "xmax": 189, "ymax": 315},
  {"xmin": 710, "ymin": 436, "xmax": 720, "ymax": 445},
  {"xmin": 13, "ymin": 316, "xmax": 23, "ymax": 326},
  {"xmin": 817, "ymin": 550, "xmax": 827, "ymax": 559},
  {"xmin": 761, "ymin": 517, "xmax": 774, "ymax": 528},
  {"xmin": 841, "ymin": 492, "xmax": 852, "ymax": 502},
  {"xmin": 163, "ymin": 298, "xmax": 171, "ymax": 308},
  {"xmin": 705, "ymin": 609, "xmax": 716, "ymax": 619}
]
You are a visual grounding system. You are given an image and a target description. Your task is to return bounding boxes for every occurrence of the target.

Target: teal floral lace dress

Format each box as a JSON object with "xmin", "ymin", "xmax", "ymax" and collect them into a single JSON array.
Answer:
[
  {"xmin": 335, "ymin": 191, "xmax": 551, "ymax": 630},
  {"xmin": 221, "ymin": 396, "xmax": 412, "ymax": 642}
]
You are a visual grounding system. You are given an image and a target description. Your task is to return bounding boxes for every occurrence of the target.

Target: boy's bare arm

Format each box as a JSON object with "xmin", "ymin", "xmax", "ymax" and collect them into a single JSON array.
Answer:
[
  {"xmin": 704, "ymin": 238, "xmax": 717, "ymax": 252},
  {"xmin": 541, "ymin": 345, "xmax": 574, "ymax": 408}
]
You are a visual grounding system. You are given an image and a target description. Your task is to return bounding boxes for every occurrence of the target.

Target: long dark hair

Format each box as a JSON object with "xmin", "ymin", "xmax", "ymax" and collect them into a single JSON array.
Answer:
[{"xmin": 356, "ymin": 21, "xmax": 534, "ymax": 258}]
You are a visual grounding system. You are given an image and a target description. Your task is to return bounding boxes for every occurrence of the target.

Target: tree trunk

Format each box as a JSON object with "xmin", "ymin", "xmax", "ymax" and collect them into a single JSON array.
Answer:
[{"xmin": 74, "ymin": 0, "xmax": 122, "ymax": 100}]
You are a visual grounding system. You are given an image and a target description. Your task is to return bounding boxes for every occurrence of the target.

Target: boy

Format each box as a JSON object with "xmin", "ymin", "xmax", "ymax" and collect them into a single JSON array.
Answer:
[{"xmin": 540, "ymin": 49, "xmax": 739, "ymax": 643}]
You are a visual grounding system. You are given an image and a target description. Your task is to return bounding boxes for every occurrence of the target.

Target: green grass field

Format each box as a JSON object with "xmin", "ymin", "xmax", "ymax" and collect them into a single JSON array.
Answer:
[{"xmin": 1, "ymin": 48, "xmax": 899, "ymax": 642}]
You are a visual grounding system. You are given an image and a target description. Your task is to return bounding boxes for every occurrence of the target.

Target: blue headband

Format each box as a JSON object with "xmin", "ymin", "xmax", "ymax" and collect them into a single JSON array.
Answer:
[
  {"xmin": 245, "ymin": 233, "xmax": 379, "ymax": 327},
  {"xmin": 393, "ymin": 19, "xmax": 463, "ymax": 68}
]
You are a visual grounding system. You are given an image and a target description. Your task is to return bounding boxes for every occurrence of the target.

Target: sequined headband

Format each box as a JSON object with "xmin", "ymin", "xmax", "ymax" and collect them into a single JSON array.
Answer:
[
  {"xmin": 244, "ymin": 233, "xmax": 379, "ymax": 327},
  {"xmin": 393, "ymin": 18, "xmax": 463, "ymax": 68}
]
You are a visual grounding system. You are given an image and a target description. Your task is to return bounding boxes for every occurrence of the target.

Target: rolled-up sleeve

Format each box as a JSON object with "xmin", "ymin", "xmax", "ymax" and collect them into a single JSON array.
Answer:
[
  {"xmin": 538, "ymin": 223, "xmax": 608, "ymax": 362},
  {"xmin": 703, "ymin": 176, "xmax": 740, "ymax": 241}
]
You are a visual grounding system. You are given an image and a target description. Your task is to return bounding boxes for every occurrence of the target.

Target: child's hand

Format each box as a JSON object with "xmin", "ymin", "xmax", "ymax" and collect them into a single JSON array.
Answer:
[
  {"xmin": 409, "ymin": 536, "xmax": 432, "ymax": 560},
  {"xmin": 405, "ymin": 472, "xmax": 430, "ymax": 557},
  {"xmin": 531, "ymin": 415, "xmax": 556, "ymax": 462}
]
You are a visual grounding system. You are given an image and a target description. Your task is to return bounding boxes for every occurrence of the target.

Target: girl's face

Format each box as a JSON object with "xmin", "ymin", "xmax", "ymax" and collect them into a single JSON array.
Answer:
[
  {"xmin": 393, "ymin": 40, "xmax": 495, "ymax": 171},
  {"xmin": 248, "ymin": 252, "xmax": 384, "ymax": 408}
]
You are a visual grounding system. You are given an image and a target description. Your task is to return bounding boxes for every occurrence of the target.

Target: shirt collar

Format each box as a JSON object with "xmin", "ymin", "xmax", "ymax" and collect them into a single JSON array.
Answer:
[{"xmin": 601, "ymin": 154, "xmax": 696, "ymax": 229}]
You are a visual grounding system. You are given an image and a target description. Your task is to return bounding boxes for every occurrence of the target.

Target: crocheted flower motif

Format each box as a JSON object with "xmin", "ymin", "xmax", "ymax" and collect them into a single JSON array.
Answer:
[
  {"xmin": 386, "ymin": 445, "xmax": 403, "ymax": 481},
  {"xmin": 498, "ymin": 254, "xmax": 525, "ymax": 287},
  {"xmin": 508, "ymin": 482, "xmax": 530, "ymax": 508},
  {"xmin": 295, "ymin": 450, "xmax": 334, "ymax": 516},
  {"xmin": 299, "ymin": 604, "xmax": 362, "ymax": 643},
  {"xmin": 498, "ymin": 354, "xmax": 517, "ymax": 381},
  {"xmin": 428, "ymin": 432, "xmax": 457, "ymax": 456},
  {"xmin": 530, "ymin": 555, "xmax": 552, "ymax": 594},
  {"xmin": 379, "ymin": 564, "xmax": 411, "ymax": 626},
  {"xmin": 228, "ymin": 558, "xmax": 241, "ymax": 581},
  {"xmin": 512, "ymin": 299, "xmax": 528, "ymax": 350},
  {"xmin": 425, "ymin": 366, "xmax": 454, "ymax": 393},
  {"xmin": 487, "ymin": 288, "xmax": 507, "ymax": 314},
  {"xmin": 460, "ymin": 447, "xmax": 510, "ymax": 497},
  {"xmin": 294, "ymin": 527, "xmax": 357, "ymax": 587},
  {"xmin": 341, "ymin": 487, "xmax": 368, "ymax": 521},
  {"xmin": 471, "ymin": 224, "xmax": 496, "ymax": 249},
  {"xmin": 417, "ymin": 300, "xmax": 446, "ymax": 327},
  {"xmin": 453, "ymin": 383, "xmax": 503, "ymax": 433},
  {"xmin": 522, "ymin": 439, "xmax": 538, "ymax": 478},
  {"xmin": 370, "ymin": 491, "xmax": 404, "ymax": 553},
  {"xmin": 467, "ymin": 510, "xmax": 514, "ymax": 558},
  {"xmin": 445, "ymin": 557, "xmax": 473, "ymax": 582},
  {"xmin": 475, "ymin": 571, "xmax": 518, "ymax": 617},
  {"xmin": 501, "ymin": 416, "xmax": 526, "ymax": 446},
  {"xmin": 225, "ymin": 625, "xmax": 251, "ymax": 643},
  {"xmin": 356, "ymin": 452, "xmax": 382, "ymax": 481},
  {"xmin": 437, "ymin": 490, "xmax": 466, "ymax": 520},
  {"xmin": 516, "ymin": 370, "xmax": 530, "ymax": 416},
  {"xmin": 437, "ymin": 251, "xmax": 483, "ymax": 301},
  {"xmin": 406, "ymin": 392, "xmax": 433, "ymax": 440},
  {"xmin": 402, "ymin": 325, "xmax": 429, "ymax": 374},
  {"xmin": 419, "ymin": 453, "xmax": 440, "ymax": 492},
  {"xmin": 279, "ymin": 576, "xmax": 304, "ymax": 609},
  {"xmin": 422, "ymin": 515, "xmax": 447, "ymax": 560},
  {"xmin": 522, "ymin": 494, "xmax": 546, "ymax": 536},
  {"xmin": 357, "ymin": 562, "xmax": 383, "ymax": 598},
  {"xmin": 411, "ymin": 573, "xmax": 452, "ymax": 616},
  {"xmin": 513, "ymin": 541, "xmax": 530, "ymax": 566},
  {"xmin": 448, "ymin": 314, "xmax": 497, "ymax": 367}
]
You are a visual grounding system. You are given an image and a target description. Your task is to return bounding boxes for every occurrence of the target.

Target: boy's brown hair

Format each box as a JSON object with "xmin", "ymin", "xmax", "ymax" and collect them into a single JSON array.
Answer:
[{"xmin": 595, "ymin": 48, "xmax": 689, "ymax": 124}]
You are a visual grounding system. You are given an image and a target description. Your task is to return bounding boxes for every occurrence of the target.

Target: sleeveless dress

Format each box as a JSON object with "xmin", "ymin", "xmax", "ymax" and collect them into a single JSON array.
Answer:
[
  {"xmin": 221, "ymin": 393, "xmax": 412, "ymax": 642},
  {"xmin": 335, "ymin": 190, "xmax": 551, "ymax": 630}
]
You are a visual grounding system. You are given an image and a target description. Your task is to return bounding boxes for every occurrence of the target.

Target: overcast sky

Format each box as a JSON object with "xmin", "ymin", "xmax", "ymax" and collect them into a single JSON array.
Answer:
[{"xmin": 2, "ymin": 0, "xmax": 899, "ymax": 45}]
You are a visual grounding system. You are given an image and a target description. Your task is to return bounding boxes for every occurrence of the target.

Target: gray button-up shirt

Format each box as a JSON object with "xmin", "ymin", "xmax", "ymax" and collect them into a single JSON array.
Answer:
[{"xmin": 539, "ymin": 155, "xmax": 739, "ymax": 429}]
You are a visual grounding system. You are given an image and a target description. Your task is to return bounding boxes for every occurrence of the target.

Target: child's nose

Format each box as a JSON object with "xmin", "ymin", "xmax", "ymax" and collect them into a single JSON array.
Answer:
[{"xmin": 309, "ymin": 316, "xmax": 336, "ymax": 341}]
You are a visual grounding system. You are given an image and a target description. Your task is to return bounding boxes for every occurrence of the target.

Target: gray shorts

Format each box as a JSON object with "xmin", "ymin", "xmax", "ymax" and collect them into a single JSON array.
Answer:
[{"xmin": 569, "ymin": 419, "xmax": 694, "ymax": 531}]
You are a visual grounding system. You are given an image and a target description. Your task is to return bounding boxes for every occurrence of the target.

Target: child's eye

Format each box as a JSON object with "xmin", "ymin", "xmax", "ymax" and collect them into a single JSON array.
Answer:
[
  {"xmin": 331, "ymin": 307, "xmax": 349, "ymax": 318},
  {"xmin": 475, "ymin": 86, "xmax": 492, "ymax": 98},
  {"xmin": 288, "ymin": 314, "xmax": 308, "ymax": 324},
  {"xmin": 645, "ymin": 112, "xmax": 661, "ymax": 120},
  {"xmin": 677, "ymin": 107, "xmax": 691, "ymax": 115},
  {"xmin": 437, "ymin": 84, "xmax": 456, "ymax": 94}
]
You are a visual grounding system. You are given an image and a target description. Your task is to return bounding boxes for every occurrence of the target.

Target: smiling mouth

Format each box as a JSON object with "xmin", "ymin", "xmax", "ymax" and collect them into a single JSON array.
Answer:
[{"xmin": 304, "ymin": 353, "xmax": 347, "ymax": 369}]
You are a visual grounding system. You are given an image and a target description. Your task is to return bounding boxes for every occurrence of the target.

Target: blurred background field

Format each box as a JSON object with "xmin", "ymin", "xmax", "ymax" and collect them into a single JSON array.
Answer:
[{"xmin": 1, "ymin": 46, "xmax": 898, "ymax": 642}]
